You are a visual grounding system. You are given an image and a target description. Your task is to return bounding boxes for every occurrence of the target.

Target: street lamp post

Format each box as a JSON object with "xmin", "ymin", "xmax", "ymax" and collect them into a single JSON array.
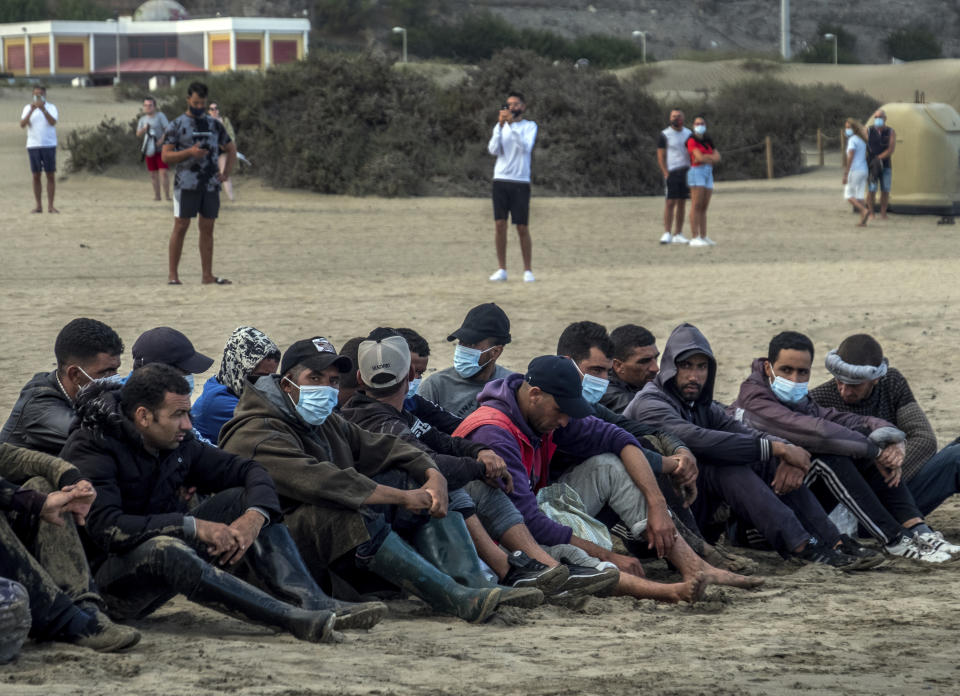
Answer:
[
  {"xmin": 392, "ymin": 26, "xmax": 407, "ymax": 63},
  {"xmin": 108, "ymin": 15, "xmax": 120, "ymax": 83},
  {"xmin": 823, "ymin": 33, "xmax": 837, "ymax": 65},
  {"xmin": 631, "ymin": 30, "xmax": 648, "ymax": 64}
]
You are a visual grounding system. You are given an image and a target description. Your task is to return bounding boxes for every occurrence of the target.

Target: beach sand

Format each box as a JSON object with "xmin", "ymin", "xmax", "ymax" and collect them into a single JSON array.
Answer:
[{"xmin": 2, "ymin": 76, "xmax": 960, "ymax": 695}]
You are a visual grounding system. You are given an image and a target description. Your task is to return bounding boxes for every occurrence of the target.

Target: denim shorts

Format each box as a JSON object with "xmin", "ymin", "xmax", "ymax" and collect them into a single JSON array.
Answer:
[
  {"xmin": 868, "ymin": 167, "xmax": 892, "ymax": 193},
  {"xmin": 687, "ymin": 164, "xmax": 714, "ymax": 189}
]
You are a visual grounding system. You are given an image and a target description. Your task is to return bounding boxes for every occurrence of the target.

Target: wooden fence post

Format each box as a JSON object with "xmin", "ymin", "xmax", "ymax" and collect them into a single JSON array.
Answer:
[
  {"xmin": 817, "ymin": 128, "xmax": 824, "ymax": 167},
  {"xmin": 765, "ymin": 135, "xmax": 774, "ymax": 179}
]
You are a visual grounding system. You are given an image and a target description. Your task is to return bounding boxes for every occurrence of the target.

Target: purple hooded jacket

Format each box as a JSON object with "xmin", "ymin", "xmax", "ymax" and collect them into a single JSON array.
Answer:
[
  {"xmin": 729, "ymin": 357, "xmax": 893, "ymax": 460},
  {"xmin": 462, "ymin": 373, "xmax": 641, "ymax": 546}
]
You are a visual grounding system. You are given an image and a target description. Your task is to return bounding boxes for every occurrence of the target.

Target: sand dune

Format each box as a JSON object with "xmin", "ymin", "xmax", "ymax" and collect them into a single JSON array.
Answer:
[{"xmin": 2, "ymin": 80, "xmax": 960, "ymax": 695}]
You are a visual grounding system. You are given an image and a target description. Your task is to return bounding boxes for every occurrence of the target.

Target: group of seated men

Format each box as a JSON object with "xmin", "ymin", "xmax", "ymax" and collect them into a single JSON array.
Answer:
[{"xmin": 2, "ymin": 304, "xmax": 959, "ymax": 657}]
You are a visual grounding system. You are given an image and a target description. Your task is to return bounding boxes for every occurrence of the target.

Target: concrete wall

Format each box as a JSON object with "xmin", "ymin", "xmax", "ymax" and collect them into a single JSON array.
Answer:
[
  {"xmin": 179, "ymin": 32, "xmax": 204, "ymax": 68},
  {"xmin": 93, "ymin": 34, "xmax": 117, "ymax": 71}
]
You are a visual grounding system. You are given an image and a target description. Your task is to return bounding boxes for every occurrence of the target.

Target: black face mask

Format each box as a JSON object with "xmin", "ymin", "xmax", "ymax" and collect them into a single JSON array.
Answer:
[
  {"xmin": 189, "ymin": 106, "xmax": 206, "ymax": 118},
  {"xmin": 670, "ymin": 119, "xmax": 682, "ymax": 127},
  {"xmin": 510, "ymin": 108, "xmax": 523, "ymax": 118}
]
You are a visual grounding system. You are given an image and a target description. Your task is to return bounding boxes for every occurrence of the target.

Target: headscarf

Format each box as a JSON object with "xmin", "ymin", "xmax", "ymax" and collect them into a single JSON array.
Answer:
[
  {"xmin": 824, "ymin": 349, "xmax": 888, "ymax": 385},
  {"xmin": 217, "ymin": 327, "xmax": 281, "ymax": 397}
]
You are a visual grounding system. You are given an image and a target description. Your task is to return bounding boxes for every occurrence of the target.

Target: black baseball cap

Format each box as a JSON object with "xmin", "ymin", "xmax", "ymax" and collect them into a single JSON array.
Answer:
[
  {"xmin": 447, "ymin": 303, "xmax": 511, "ymax": 345},
  {"xmin": 280, "ymin": 336, "xmax": 353, "ymax": 376},
  {"xmin": 132, "ymin": 327, "xmax": 214, "ymax": 373},
  {"xmin": 524, "ymin": 355, "xmax": 592, "ymax": 419}
]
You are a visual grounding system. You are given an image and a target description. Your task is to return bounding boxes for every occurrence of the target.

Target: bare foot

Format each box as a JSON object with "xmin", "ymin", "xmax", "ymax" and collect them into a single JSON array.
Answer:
[
  {"xmin": 881, "ymin": 213, "xmax": 888, "ymax": 219},
  {"xmin": 30, "ymin": 207, "xmax": 42, "ymax": 213},
  {"xmin": 674, "ymin": 572, "xmax": 707, "ymax": 603},
  {"xmin": 701, "ymin": 565, "xmax": 765, "ymax": 589},
  {"xmin": 48, "ymin": 207, "xmax": 59, "ymax": 214},
  {"xmin": 154, "ymin": 196, "xmax": 162, "ymax": 201}
]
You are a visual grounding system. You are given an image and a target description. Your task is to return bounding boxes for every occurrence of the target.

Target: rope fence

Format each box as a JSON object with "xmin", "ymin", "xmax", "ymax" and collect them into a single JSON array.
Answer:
[{"xmin": 720, "ymin": 128, "xmax": 846, "ymax": 178}]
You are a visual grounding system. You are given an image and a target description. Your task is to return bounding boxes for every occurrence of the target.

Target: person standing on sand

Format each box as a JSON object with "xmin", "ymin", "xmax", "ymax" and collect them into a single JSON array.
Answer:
[
  {"xmin": 657, "ymin": 109, "xmax": 692, "ymax": 244},
  {"xmin": 685, "ymin": 116, "xmax": 721, "ymax": 247},
  {"xmin": 866, "ymin": 109, "xmax": 895, "ymax": 220},
  {"xmin": 19, "ymin": 85, "xmax": 59, "ymax": 214},
  {"xmin": 162, "ymin": 82, "xmax": 236, "ymax": 286},
  {"xmin": 207, "ymin": 102, "xmax": 235, "ymax": 202},
  {"xmin": 842, "ymin": 118, "xmax": 870, "ymax": 227},
  {"xmin": 136, "ymin": 96, "xmax": 171, "ymax": 202},
  {"xmin": 487, "ymin": 91, "xmax": 538, "ymax": 283}
]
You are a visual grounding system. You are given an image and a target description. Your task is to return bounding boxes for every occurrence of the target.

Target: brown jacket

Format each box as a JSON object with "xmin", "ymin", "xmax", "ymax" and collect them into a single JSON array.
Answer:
[{"xmin": 218, "ymin": 375, "xmax": 437, "ymax": 563}]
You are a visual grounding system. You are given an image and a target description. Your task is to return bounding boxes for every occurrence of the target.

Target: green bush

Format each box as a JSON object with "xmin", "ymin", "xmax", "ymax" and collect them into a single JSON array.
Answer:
[
  {"xmin": 798, "ymin": 23, "xmax": 858, "ymax": 64},
  {"xmin": 884, "ymin": 25, "xmax": 942, "ymax": 61},
  {"xmin": 66, "ymin": 50, "xmax": 879, "ymax": 195}
]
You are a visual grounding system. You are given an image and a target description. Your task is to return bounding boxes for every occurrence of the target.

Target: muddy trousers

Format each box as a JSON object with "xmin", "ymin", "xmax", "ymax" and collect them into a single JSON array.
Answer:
[{"xmin": 695, "ymin": 459, "xmax": 840, "ymax": 557}]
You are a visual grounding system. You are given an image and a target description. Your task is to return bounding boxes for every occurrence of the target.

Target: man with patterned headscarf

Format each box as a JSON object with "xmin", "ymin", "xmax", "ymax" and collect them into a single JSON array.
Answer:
[
  {"xmin": 192, "ymin": 327, "xmax": 281, "ymax": 443},
  {"xmin": 811, "ymin": 333, "xmax": 960, "ymax": 519}
]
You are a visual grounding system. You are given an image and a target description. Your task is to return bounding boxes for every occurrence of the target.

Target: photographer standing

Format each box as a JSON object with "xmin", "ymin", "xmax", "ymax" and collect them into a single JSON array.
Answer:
[
  {"xmin": 19, "ymin": 85, "xmax": 59, "ymax": 214},
  {"xmin": 161, "ymin": 82, "xmax": 236, "ymax": 286},
  {"xmin": 136, "ymin": 96, "xmax": 171, "ymax": 202},
  {"xmin": 487, "ymin": 91, "xmax": 538, "ymax": 283}
]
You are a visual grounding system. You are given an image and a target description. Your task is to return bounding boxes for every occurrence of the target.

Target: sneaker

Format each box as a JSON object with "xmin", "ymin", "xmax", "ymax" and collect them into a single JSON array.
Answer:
[
  {"xmin": 670, "ymin": 233, "xmax": 690, "ymax": 244},
  {"xmin": 794, "ymin": 539, "xmax": 861, "ymax": 569},
  {"xmin": 502, "ymin": 550, "xmax": 570, "ymax": 595},
  {"xmin": 659, "ymin": 231, "xmax": 673, "ymax": 244},
  {"xmin": 914, "ymin": 530, "xmax": 960, "ymax": 556},
  {"xmin": 703, "ymin": 236, "xmax": 717, "ymax": 245},
  {"xmin": 488, "ymin": 268, "xmax": 507, "ymax": 282},
  {"xmin": 837, "ymin": 535, "xmax": 885, "ymax": 570},
  {"xmin": 884, "ymin": 534, "xmax": 954, "ymax": 564},
  {"xmin": 551, "ymin": 563, "xmax": 619, "ymax": 598},
  {"xmin": 65, "ymin": 607, "xmax": 141, "ymax": 652},
  {"xmin": 689, "ymin": 237, "xmax": 709, "ymax": 247},
  {"xmin": 523, "ymin": 270, "xmax": 536, "ymax": 283}
]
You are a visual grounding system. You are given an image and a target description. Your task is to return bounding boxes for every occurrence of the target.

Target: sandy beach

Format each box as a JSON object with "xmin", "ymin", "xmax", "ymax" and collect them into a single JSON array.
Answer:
[{"xmin": 2, "ymin": 69, "xmax": 960, "ymax": 695}]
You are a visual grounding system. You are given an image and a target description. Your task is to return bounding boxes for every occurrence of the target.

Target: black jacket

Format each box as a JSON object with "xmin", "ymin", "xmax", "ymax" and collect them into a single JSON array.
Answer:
[
  {"xmin": 59, "ymin": 381, "xmax": 281, "ymax": 562},
  {"xmin": 599, "ymin": 375, "xmax": 641, "ymax": 414},
  {"xmin": 340, "ymin": 392, "xmax": 486, "ymax": 490},
  {"xmin": 1, "ymin": 371, "xmax": 75, "ymax": 456}
]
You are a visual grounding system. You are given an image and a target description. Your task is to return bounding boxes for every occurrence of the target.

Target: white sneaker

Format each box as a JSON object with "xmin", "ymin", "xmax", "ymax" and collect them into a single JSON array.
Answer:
[
  {"xmin": 670, "ymin": 233, "xmax": 689, "ymax": 244},
  {"xmin": 659, "ymin": 232, "xmax": 672, "ymax": 244},
  {"xmin": 689, "ymin": 237, "xmax": 709, "ymax": 247},
  {"xmin": 703, "ymin": 236, "xmax": 717, "ymax": 245},
  {"xmin": 916, "ymin": 530, "xmax": 960, "ymax": 555},
  {"xmin": 523, "ymin": 270, "xmax": 536, "ymax": 283},
  {"xmin": 488, "ymin": 269, "xmax": 507, "ymax": 282},
  {"xmin": 884, "ymin": 534, "xmax": 954, "ymax": 563}
]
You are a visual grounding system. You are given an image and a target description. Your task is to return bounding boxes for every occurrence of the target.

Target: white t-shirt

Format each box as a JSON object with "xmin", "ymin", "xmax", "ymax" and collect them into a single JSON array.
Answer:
[
  {"xmin": 658, "ymin": 126, "xmax": 693, "ymax": 172},
  {"xmin": 488, "ymin": 119, "xmax": 538, "ymax": 183},
  {"xmin": 21, "ymin": 101, "xmax": 59, "ymax": 148},
  {"xmin": 846, "ymin": 134, "xmax": 867, "ymax": 173}
]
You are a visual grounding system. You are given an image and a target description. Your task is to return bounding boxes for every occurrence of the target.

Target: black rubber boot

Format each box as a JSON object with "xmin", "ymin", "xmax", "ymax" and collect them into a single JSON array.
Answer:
[
  {"xmin": 247, "ymin": 524, "xmax": 386, "ymax": 630},
  {"xmin": 413, "ymin": 512, "xmax": 543, "ymax": 609},
  {"xmin": 364, "ymin": 531, "xmax": 501, "ymax": 623},
  {"xmin": 187, "ymin": 565, "xmax": 336, "ymax": 643}
]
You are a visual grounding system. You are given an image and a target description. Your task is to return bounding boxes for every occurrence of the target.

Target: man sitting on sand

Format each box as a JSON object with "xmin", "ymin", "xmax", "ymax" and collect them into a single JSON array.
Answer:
[
  {"xmin": 418, "ymin": 303, "xmax": 513, "ymax": 418},
  {"xmin": 1, "ymin": 443, "xmax": 140, "ymax": 653},
  {"xmin": 729, "ymin": 331, "xmax": 945, "ymax": 563},
  {"xmin": 625, "ymin": 324, "xmax": 878, "ymax": 569},
  {"xmin": 219, "ymin": 336, "xmax": 508, "ymax": 622},
  {"xmin": 2, "ymin": 318, "xmax": 124, "ymax": 456},
  {"xmin": 62, "ymin": 364, "xmax": 384, "ymax": 643},
  {"xmin": 811, "ymin": 333, "xmax": 960, "ymax": 522},
  {"xmin": 600, "ymin": 324, "xmax": 662, "ymax": 414},
  {"xmin": 454, "ymin": 355, "xmax": 762, "ymax": 603}
]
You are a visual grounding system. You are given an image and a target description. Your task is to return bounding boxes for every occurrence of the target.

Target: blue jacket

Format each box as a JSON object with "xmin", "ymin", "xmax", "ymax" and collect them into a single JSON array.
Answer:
[{"xmin": 191, "ymin": 376, "xmax": 238, "ymax": 444}]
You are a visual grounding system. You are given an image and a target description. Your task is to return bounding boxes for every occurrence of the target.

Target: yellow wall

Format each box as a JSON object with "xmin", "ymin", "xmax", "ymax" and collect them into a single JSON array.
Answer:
[
  {"xmin": 30, "ymin": 38, "xmax": 50, "ymax": 75},
  {"xmin": 55, "ymin": 37, "xmax": 89, "ymax": 73},
  {"xmin": 4, "ymin": 37, "xmax": 26, "ymax": 76},
  {"xmin": 208, "ymin": 32, "xmax": 231, "ymax": 72}
]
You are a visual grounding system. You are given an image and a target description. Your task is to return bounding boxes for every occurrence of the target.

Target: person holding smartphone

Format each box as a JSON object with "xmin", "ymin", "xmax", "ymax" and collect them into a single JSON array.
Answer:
[
  {"xmin": 19, "ymin": 86, "xmax": 59, "ymax": 214},
  {"xmin": 161, "ymin": 82, "xmax": 236, "ymax": 286}
]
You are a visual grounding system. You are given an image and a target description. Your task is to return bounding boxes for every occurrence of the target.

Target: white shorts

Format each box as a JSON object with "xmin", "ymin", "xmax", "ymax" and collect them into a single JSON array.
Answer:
[{"xmin": 844, "ymin": 170, "xmax": 867, "ymax": 200}]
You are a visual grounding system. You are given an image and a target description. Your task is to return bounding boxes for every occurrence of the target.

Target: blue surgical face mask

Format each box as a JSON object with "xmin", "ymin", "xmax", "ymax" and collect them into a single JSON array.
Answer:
[
  {"xmin": 76, "ymin": 366, "xmax": 125, "ymax": 388},
  {"xmin": 874, "ymin": 117, "xmax": 884, "ymax": 128},
  {"xmin": 769, "ymin": 375, "xmax": 808, "ymax": 405},
  {"xmin": 694, "ymin": 124, "xmax": 706, "ymax": 136},
  {"xmin": 581, "ymin": 374, "xmax": 609, "ymax": 405},
  {"xmin": 453, "ymin": 345, "xmax": 495, "ymax": 379},
  {"xmin": 845, "ymin": 127, "xmax": 854, "ymax": 137},
  {"xmin": 184, "ymin": 374, "xmax": 195, "ymax": 392},
  {"xmin": 406, "ymin": 378, "xmax": 421, "ymax": 399},
  {"xmin": 285, "ymin": 376, "xmax": 338, "ymax": 425}
]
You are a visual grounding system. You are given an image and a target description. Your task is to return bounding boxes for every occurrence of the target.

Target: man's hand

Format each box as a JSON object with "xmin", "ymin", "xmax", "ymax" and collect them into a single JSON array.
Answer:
[
  {"xmin": 189, "ymin": 144, "xmax": 208, "ymax": 159},
  {"xmin": 477, "ymin": 449, "xmax": 513, "ymax": 493},
  {"xmin": 401, "ymin": 489, "xmax": 434, "ymax": 513},
  {"xmin": 39, "ymin": 482, "xmax": 97, "ymax": 527},
  {"xmin": 601, "ymin": 550, "xmax": 645, "ymax": 578},
  {"xmin": 195, "ymin": 519, "xmax": 244, "ymax": 565},
  {"xmin": 770, "ymin": 461, "xmax": 805, "ymax": 495},
  {"xmin": 422, "ymin": 469, "xmax": 448, "ymax": 518},
  {"xmin": 178, "ymin": 485, "xmax": 197, "ymax": 503},
  {"xmin": 772, "ymin": 441, "xmax": 812, "ymax": 473},
  {"xmin": 645, "ymin": 505, "xmax": 677, "ymax": 558},
  {"xmin": 876, "ymin": 442, "xmax": 905, "ymax": 470},
  {"xmin": 875, "ymin": 456, "xmax": 902, "ymax": 488},
  {"xmin": 672, "ymin": 449, "xmax": 699, "ymax": 488},
  {"xmin": 225, "ymin": 510, "xmax": 266, "ymax": 565},
  {"xmin": 498, "ymin": 108, "xmax": 511, "ymax": 125}
]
